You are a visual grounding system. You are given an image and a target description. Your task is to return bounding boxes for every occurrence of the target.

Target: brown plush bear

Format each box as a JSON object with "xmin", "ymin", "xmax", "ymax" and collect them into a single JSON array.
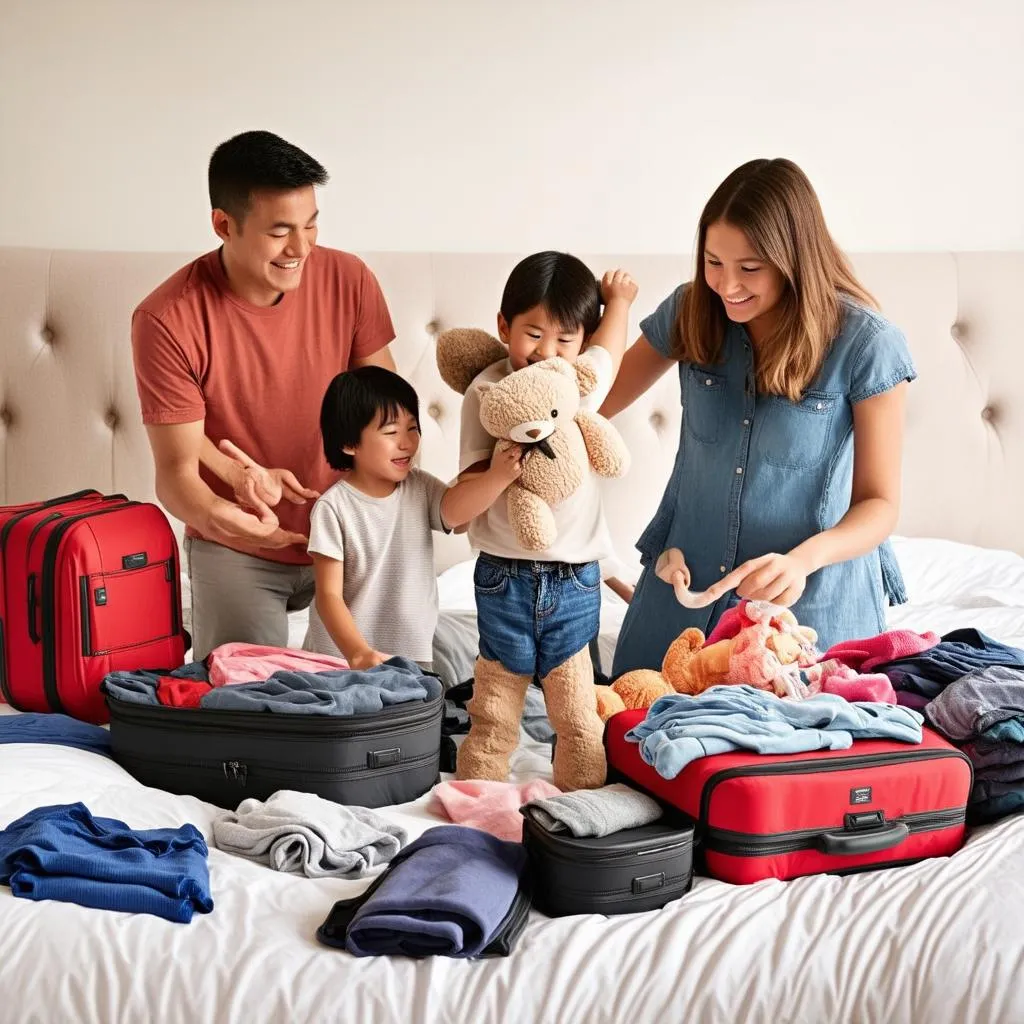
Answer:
[{"xmin": 436, "ymin": 328, "xmax": 629, "ymax": 790}]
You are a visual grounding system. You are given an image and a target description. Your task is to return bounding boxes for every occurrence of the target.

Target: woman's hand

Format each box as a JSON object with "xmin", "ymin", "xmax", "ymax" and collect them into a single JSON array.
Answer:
[
  {"xmin": 734, "ymin": 552, "xmax": 811, "ymax": 607},
  {"xmin": 349, "ymin": 648, "xmax": 391, "ymax": 670}
]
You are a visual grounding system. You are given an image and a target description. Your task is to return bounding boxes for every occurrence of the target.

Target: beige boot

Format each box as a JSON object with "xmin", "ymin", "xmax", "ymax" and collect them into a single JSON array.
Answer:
[
  {"xmin": 456, "ymin": 656, "xmax": 532, "ymax": 782},
  {"xmin": 542, "ymin": 647, "xmax": 607, "ymax": 791}
]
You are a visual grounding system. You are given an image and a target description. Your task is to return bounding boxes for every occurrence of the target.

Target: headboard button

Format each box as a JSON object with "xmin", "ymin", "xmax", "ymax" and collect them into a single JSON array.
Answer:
[
  {"xmin": 428, "ymin": 403, "xmax": 443, "ymax": 420},
  {"xmin": 105, "ymin": 408, "xmax": 120, "ymax": 430},
  {"xmin": 40, "ymin": 326, "xmax": 55, "ymax": 345},
  {"xmin": 426, "ymin": 319, "xmax": 441, "ymax": 336},
  {"xmin": 0, "ymin": 407, "xmax": 12, "ymax": 428},
  {"xmin": 951, "ymin": 322, "xmax": 967, "ymax": 343},
  {"xmin": 981, "ymin": 406, "xmax": 995, "ymax": 423}
]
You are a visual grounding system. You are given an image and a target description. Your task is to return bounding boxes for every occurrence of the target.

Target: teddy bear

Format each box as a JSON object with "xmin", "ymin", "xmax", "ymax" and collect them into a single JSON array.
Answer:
[
  {"xmin": 436, "ymin": 327, "xmax": 629, "ymax": 551},
  {"xmin": 435, "ymin": 327, "xmax": 630, "ymax": 791}
]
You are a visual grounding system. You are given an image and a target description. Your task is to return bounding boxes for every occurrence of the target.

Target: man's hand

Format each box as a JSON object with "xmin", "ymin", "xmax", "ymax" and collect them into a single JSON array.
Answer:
[
  {"xmin": 205, "ymin": 500, "xmax": 308, "ymax": 550},
  {"xmin": 219, "ymin": 439, "xmax": 320, "ymax": 519}
]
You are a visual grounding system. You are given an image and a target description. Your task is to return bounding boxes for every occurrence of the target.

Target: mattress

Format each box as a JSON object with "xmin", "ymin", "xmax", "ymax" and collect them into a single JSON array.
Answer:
[{"xmin": 1, "ymin": 536, "xmax": 1023, "ymax": 1024}]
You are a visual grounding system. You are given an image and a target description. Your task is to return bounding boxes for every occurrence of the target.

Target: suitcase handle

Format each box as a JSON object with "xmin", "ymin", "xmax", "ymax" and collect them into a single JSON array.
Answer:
[
  {"xmin": 817, "ymin": 821, "xmax": 910, "ymax": 856},
  {"xmin": 27, "ymin": 575, "xmax": 40, "ymax": 644}
]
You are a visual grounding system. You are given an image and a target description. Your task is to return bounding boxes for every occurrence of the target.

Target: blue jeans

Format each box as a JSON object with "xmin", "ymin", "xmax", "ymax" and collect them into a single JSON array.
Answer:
[{"xmin": 473, "ymin": 554, "xmax": 601, "ymax": 679}]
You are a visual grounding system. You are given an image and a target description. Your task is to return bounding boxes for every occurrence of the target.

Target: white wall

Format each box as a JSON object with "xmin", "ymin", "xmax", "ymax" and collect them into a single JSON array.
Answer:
[{"xmin": 1, "ymin": 0, "xmax": 1021, "ymax": 254}]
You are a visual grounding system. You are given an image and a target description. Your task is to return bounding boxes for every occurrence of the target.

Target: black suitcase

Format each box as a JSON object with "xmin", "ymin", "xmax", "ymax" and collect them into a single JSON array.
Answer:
[
  {"xmin": 106, "ymin": 691, "xmax": 444, "ymax": 809},
  {"xmin": 521, "ymin": 806, "xmax": 695, "ymax": 917}
]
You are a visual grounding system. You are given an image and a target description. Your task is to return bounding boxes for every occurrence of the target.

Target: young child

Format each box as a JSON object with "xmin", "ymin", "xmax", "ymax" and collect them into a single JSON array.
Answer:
[
  {"xmin": 455, "ymin": 251, "xmax": 638, "ymax": 790},
  {"xmin": 602, "ymin": 158, "xmax": 917, "ymax": 677},
  {"xmin": 304, "ymin": 366, "xmax": 521, "ymax": 670}
]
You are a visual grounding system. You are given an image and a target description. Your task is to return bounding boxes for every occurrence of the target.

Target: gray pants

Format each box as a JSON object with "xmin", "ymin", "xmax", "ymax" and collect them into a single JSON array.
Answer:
[{"xmin": 184, "ymin": 537, "xmax": 315, "ymax": 662}]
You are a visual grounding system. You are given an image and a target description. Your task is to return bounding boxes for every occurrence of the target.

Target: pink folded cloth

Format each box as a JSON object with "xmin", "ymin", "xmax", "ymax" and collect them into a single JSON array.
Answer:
[
  {"xmin": 207, "ymin": 642, "xmax": 350, "ymax": 687},
  {"xmin": 430, "ymin": 780, "xmax": 561, "ymax": 843},
  {"xmin": 822, "ymin": 630, "xmax": 940, "ymax": 673},
  {"xmin": 815, "ymin": 661, "xmax": 897, "ymax": 704}
]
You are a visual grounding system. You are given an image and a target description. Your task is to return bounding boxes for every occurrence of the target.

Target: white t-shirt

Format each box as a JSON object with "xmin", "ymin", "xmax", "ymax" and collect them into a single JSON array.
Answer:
[
  {"xmin": 458, "ymin": 346, "xmax": 615, "ymax": 564},
  {"xmin": 304, "ymin": 470, "xmax": 449, "ymax": 664}
]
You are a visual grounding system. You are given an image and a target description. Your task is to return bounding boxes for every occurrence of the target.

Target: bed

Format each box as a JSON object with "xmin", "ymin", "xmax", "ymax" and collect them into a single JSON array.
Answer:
[{"xmin": 0, "ymin": 248, "xmax": 1022, "ymax": 1023}]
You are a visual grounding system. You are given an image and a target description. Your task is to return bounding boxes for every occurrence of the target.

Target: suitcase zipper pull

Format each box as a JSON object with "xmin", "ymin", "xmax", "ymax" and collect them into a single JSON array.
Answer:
[{"xmin": 222, "ymin": 760, "xmax": 248, "ymax": 785}]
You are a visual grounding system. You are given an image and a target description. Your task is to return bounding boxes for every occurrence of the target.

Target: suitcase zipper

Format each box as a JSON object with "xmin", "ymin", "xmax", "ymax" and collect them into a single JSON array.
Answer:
[
  {"xmin": 117, "ymin": 748, "xmax": 439, "ymax": 783},
  {"xmin": 699, "ymin": 747, "xmax": 974, "ymax": 823},
  {"xmin": 704, "ymin": 806, "xmax": 966, "ymax": 857},
  {"xmin": 39, "ymin": 502, "xmax": 139, "ymax": 711}
]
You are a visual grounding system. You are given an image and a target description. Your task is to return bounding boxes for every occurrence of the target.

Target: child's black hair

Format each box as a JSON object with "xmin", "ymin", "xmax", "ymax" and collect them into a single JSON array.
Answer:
[
  {"xmin": 499, "ymin": 251, "xmax": 602, "ymax": 335},
  {"xmin": 320, "ymin": 366, "xmax": 420, "ymax": 472}
]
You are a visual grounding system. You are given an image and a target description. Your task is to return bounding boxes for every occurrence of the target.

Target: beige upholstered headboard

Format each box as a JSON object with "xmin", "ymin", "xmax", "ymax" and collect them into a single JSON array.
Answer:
[{"xmin": 1, "ymin": 247, "xmax": 1021, "ymax": 575}]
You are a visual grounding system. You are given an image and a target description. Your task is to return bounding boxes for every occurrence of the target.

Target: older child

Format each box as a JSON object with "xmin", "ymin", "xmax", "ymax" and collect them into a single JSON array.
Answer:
[
  {"xmin": 456, "ymin": 252, "xmax": 638, "ymax": 790},
  {"xmin": 602, "ymin": 158, "xmax": 916, "ymax": 676}
]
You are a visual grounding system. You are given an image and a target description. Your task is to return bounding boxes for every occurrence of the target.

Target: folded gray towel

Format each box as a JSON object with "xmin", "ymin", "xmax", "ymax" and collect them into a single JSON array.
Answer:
[
  {"xmin": 213, "ymin": 790, "xmax": 407, "ymax": 878},
  {"xmin": 524, "ymin": 783, "xmax": 663, "ymax": 837}
]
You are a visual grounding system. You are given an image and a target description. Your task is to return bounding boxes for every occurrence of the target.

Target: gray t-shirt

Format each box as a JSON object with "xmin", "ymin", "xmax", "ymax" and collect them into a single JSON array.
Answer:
[{"xmin": 304, "ymin": 470, "xmax": 449, "ymax": 664}]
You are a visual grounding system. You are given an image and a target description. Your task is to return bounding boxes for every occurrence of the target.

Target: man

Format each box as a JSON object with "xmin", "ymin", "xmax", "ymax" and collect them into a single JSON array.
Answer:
[{"xmin": 132, "ymin": 130, "xmax": 396, "ymax": 660}]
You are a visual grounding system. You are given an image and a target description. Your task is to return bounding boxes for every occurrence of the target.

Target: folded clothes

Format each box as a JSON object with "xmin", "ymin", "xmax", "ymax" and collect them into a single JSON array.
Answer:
[
  {"xmin": 878, "ymin": 629, "xmax": 1024, "ymax": 699},
  {"xmin": 823, "ymin": 629, "xmax": 940, "ymax": 673},
  {"xmin": 626, "ymin": 684, "xmax": 924, "ymax": 780},
  {"xmin": 925, "ymin": 665, "xmax": 1024, "ymax": 741},
  {"xmin": 523, "ymin": 783, "xmax": 663, "ymax": 837},
  {"xmin": 969, "ymin": 789, "xmax": 1024, "ymax": 825},
  {"xmin": 0, "ymin": 713, "xmax": 111, "ymax": 757},
  {"xmin": 200, "ymin": 657, "xmax": 442, "ymax": 715},
  {"xmin": 102, "ymin": 662, "xmax": 209, "ymax": 706},
  {"xmin": 213, "ymin": 790, "xmax": 407, "ymax": 878},
  {"xmin": 207, "ymin": 642, "xmax": 349, "ymax": 687},
  {"xmin": 801, "ymin": 659, "xmax": 897, "ymax": 704},
  {"xmin": 0, "ymin": 802, "xmax": 212, "ymax": 923},
  {"xmin": 431, "ymin": 779, "xmax": 560, "ymax": 842},
  {"xmin": 338, "ymin": 825, "xmax": 527, "ymax": 958}
]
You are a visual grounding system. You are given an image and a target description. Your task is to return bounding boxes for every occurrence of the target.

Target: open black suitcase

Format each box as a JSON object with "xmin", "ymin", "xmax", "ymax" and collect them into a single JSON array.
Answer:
[{"xmin": 106, "ymin": 691, "xmax": 444, "ymax": 810}]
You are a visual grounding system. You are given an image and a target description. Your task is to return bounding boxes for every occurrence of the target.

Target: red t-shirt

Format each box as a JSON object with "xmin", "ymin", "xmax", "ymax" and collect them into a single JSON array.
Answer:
[{"xmin": 131, "ymin": 246, "xmax": 395, "ymax": 564}]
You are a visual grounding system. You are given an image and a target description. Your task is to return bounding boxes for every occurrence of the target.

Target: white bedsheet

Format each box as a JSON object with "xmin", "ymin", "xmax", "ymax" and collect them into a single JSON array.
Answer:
[{"xmin": 3, "ymin": 536, "xmax": 1024, "ymax": 1024}]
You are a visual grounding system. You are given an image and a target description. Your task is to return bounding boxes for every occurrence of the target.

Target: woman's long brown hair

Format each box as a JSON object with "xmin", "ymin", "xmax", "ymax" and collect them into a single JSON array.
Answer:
[{"xmin": 674, "ymin": 158, "xmax": 877, "ymax": 400}]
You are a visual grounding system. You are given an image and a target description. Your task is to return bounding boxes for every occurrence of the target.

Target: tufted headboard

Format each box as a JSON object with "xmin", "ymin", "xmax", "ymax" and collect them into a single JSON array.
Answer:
[{"xmin": 1, "ymin": 247, "xmax": 1021, "ymax": 575}]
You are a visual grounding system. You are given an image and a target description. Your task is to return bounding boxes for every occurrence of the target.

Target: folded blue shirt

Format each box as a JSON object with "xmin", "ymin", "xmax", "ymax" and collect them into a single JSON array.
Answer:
[
  {"xmin": 344, "ymin": 825, "xmax": 526, "ymax": 958},
  {"xmin": 626, "ymin": 684, "xmax": 924, "ymax": 779},
  {"xmin": 0, "ymin": 803, "xmax": 213, "ymax": 923},
  {"xmin": 0, "ymin": 713, "xmax": 111, "ymax": 757}
]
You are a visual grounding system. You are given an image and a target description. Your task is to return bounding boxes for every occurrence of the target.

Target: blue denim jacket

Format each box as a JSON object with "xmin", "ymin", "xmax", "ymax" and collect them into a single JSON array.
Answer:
[{"xmin": 612, "ymin": 285, "xmax": 917, "ymax": 677}]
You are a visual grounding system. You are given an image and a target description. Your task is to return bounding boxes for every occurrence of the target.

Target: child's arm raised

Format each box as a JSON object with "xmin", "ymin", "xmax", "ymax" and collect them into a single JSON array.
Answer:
[
  {"xmin": 585, "ymin": 270, "xmax": 639, "ymax": 379},
  {"xmin": 441, "ymin": 443, "xmax": 523, "ymax": 529},
  {"xmin": 312, "ymin": 555, "xmax": 391, "ymax": 670}
]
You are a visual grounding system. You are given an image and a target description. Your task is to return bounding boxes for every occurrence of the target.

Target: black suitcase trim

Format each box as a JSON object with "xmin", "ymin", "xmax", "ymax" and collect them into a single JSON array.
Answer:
[
  {"xmin": 106, "ymin": 690, "xmax": 445, "ymax": 809},
  {"xmin": 521, "ymin": 805, "xmax": 694, "ymax": 917}
]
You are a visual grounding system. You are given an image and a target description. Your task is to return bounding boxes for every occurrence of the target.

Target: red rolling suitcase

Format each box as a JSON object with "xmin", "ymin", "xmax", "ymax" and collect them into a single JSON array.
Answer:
[
  {"xmin": 605, "ymin": 708, "xmax": 972, "ymax": 884},
  {"xmin": 0, "ymin": 491, "xmax": 188, "ymax": 724}
]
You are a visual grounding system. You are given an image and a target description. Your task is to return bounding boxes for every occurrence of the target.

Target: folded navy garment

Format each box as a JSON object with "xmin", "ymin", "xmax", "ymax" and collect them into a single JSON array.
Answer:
[
  {"xmin": 330, "ymin": 824, "xmax": 527, "ymax": 958},
  {"xmin": 102, "ymin": 662, "xmax": 209, "ymax": 707},
  {"xmin": 0, "ymin": 713, "xmax": 111, "ymax": 757},
  {"xmin": 880, "ymin": 629, "xmax": 1024, "ymax": 699},
  {"xmin": 926, "ymin": 666, "xmax": 1024, "ymax": 741},
  {"xmin": 200, "ymin": 657, "xmax": 443, "ymax": 715},
  {"xmin": 0, "ymin": 802, "xmax": 213, "ymax": 924}
]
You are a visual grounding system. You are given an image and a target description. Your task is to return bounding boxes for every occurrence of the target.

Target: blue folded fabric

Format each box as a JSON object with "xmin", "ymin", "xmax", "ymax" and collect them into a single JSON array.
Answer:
[
  {"xmin": 881, "ymin": 628, "xmax": 1024, "ymax": 699},
  {"xmin": 925, "ymin": 665, "xmax": 1024, "ymax": 741},
  {"xmin": 200, "ymin": 657, "xmax": 442, "ymax": 715},
  {"xmin": 345, "ymin": 825, "xmax": 526, "ymax": 958},
  {"xmin": 102, "ymin": 661, "xmax": 209, "ymax": 707},
  {"xmin": 626, "ymin": 684, "xmax": 924, "ymax": 780},
  {"xmin": 0, "ymin": 713, "xmax": 111, "ymax": 757},
  {"xmin": 0, "ymin": 803, "xmax": 213, "ymax": 923}
]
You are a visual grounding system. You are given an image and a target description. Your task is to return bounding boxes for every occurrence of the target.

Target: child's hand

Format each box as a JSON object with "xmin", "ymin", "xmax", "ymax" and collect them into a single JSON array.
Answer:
[
  {"xmin": 600, "ymin": 269, "xmax": 639, "ymax": 306},
  {"xmin": 489, "ymin": 442, "xmax": 524, "ymax": 484},
  {"xmin": 349, "ymin": 648, "xmax": 391, "ymax": 670}
]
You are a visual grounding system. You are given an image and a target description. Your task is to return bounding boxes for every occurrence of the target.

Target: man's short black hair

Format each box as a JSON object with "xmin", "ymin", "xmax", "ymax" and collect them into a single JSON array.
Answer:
[
  {"xmin": 499, "ymin": 251, "xmax": 602, "ymax": 335},
  {"xmin": 208, "ymin": 130, "xmax": 328, "ymax": 224},
  {"xmin": 320, "ymin": 366, "xmax": 421, "ymax": 472}
]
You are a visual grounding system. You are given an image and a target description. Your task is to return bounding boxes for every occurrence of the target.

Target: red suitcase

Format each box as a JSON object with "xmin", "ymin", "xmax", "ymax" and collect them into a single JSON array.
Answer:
[
  {"xmin": 0, "ymin": 492, "xmax": 188, "ymax": 724},
  {"xmin": 606, "ymin": 708, "xmax": 972, "ymax": 884}
]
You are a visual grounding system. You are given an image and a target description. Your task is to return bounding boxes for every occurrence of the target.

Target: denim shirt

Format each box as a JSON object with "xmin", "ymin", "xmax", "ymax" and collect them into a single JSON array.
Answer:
[{"xmin": 612, "ymin": 285, "xmax": 917, "ymax": 677}]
